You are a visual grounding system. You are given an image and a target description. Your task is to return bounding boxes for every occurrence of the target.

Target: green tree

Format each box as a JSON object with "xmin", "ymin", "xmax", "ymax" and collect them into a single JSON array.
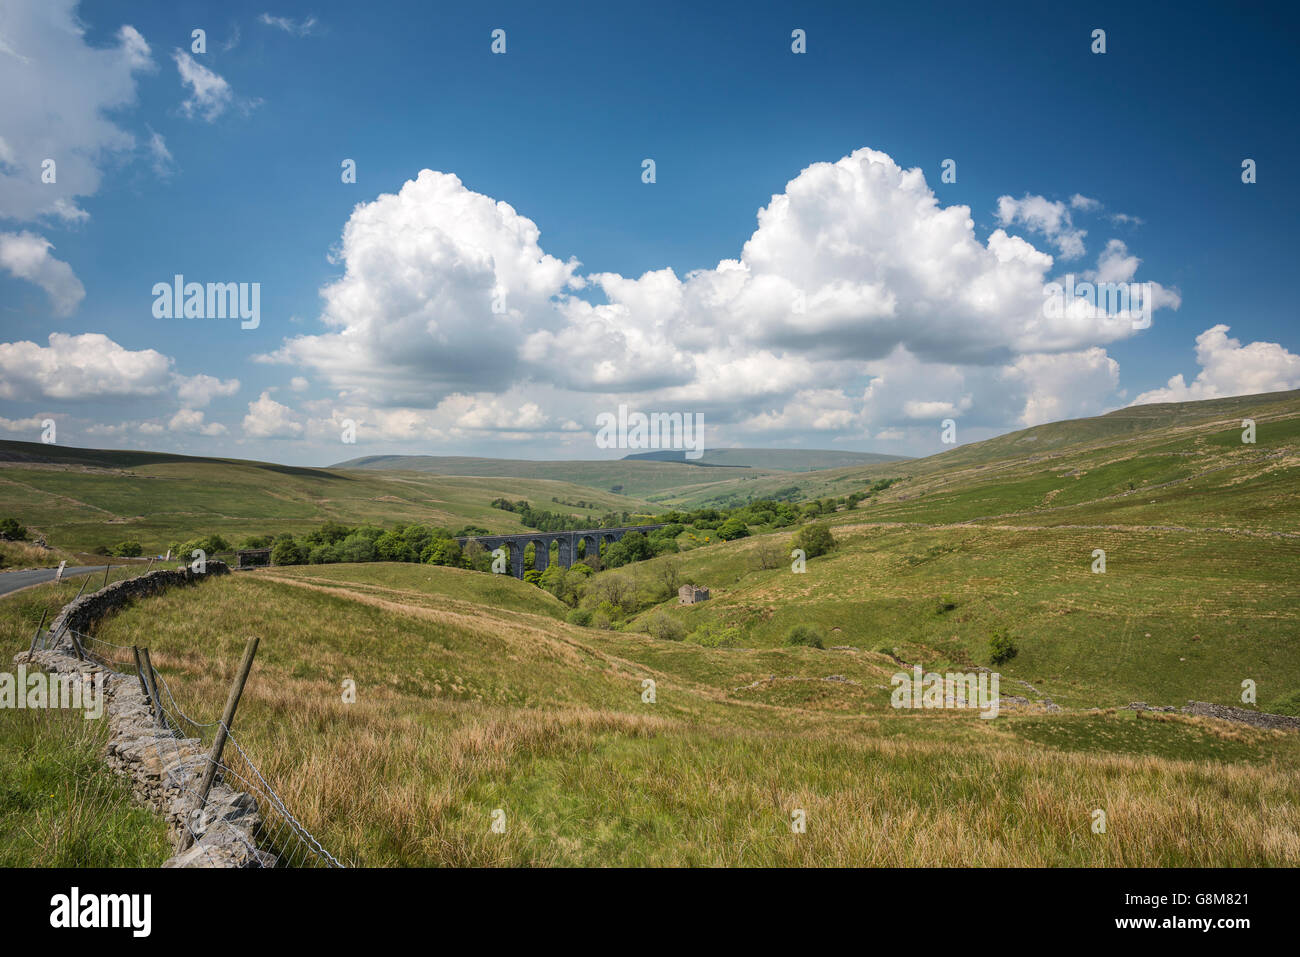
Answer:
[
  {"xmin": 422, "ymin": 538, "xmax": 463, "ymax": 567},
  {"xmin": 717, "ymin": 518, "xmax": 750, "ymax": 541},
  {"xmin": 791, "ymin": 522, "xmax": 835, "ymax": 559},
  {"xmin": 271, "ymin": 537, "xmax": 305, "ymax": 566},
  {"xmin": 375, "ymin": 530, "xmax": 416, "ymax": 563}
]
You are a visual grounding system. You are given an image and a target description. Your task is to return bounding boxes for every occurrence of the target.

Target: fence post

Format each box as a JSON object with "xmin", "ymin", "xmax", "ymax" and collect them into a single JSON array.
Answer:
[
  {"xmin": 178, "ymin": 636, "xmax": 259, "ymax": 852},
  {"xmin": 140, "ymin": 647, "xmax": 166, "ymax": 729},
  {"xmin": 101, "ymin": 564, "xmax": 111, "ymax": 588},
  {"xmin": 64, "ymin": 628, "xmax": 87, "ymax": 661},
  {"xmin": 27, "ymin": 610, "xmax": 48, "ymax": 656},
  {"xmin": 145, "ymin": 557, "xmax": 155, "ymax": 574},
  {"xmin": 132, "ymin": 646, "xmax": 152, "ymax": 706}
]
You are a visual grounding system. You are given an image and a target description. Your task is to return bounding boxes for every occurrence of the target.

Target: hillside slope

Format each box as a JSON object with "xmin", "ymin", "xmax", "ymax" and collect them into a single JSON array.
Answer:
[{"xmin": 0, "ymin": 441, "xmax": 658, "ymax": 553}]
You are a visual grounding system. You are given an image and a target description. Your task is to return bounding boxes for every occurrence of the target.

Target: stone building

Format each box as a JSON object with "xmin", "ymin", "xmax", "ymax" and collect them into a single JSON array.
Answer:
[
  {"xmin": 678, "ymin": 584, "xmax": 710, "ymax": 605},
  {"xmin": 236, "ymin": 547, "xmax": 271, "ymax": 569}
]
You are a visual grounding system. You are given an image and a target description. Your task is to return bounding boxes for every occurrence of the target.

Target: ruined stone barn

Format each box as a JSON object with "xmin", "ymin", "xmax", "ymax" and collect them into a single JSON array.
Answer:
[
  {"xmin": 236, "ymin": 547, "xmax": 271, "ymax": 569},
  {"xmin": 678, "ymin": 585, "xmax": 710, "ymax": 605}
]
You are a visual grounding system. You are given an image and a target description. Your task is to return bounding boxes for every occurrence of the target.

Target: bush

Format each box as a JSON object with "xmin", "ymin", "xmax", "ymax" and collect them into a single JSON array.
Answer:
[
  {"xmin": 783, "ymin": 624, "xmax": 825, "ymax": 649},
  {"xmin": 791, "ymin": 522, "xmax": 835, "ymax": 559},
  {"xmin": 0, "ymin": 517, "xmax": 29, "ymax": 541},
  {"xmin": 566, "ymin": 608, "xmax": 593, "ymax": 627},
  {"xmin": 717, "ymin": 518, "xmax": 750, "ymax": 541},
  {"xmin": 639, "ymin": 610, "xmax": 686, "ymax": 642},
  {"xmin": 989, "ymin": 631, "xmax": 1018, "ymax": 665},
  {"xmin": 935, "ymin": 596, "xmax": 956, "ymax": 615},
  {"xmin": 688, "ymin": 620, "xmax": 742, "ymax": 648},
  {"xmin": 110, "ymin": 541, "xmax": 142, "ymax": 557}
]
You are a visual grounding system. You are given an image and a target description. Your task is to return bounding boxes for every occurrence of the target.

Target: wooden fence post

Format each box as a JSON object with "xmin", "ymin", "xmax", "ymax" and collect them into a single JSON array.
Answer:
[
  {"xmin": 27, "ymin": 610, "xmax": 48, "ymax": 655},
  {"xmin": 140, "ymin": 647, "xmax": 165, "ymax": 729},
  {"xmin": 101, "ymin": 564, "xmax": 111, "ymax": 588},
  {"xmin": 132, "ymin": 646, "xmax": 152, "ymax": 706},
  {"xmin": 177, "ymin": 636, "xmax": 259, "ymax": 852},
  {"xmin": 65, "ymin": 628, "xmax": 87, "ymax": 661}
]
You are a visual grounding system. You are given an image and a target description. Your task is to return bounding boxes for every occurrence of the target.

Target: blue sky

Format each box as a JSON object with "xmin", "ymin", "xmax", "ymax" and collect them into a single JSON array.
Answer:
[{"xmin": 1, "ymin": 0, "xmax": 1298, "ymax": 465}]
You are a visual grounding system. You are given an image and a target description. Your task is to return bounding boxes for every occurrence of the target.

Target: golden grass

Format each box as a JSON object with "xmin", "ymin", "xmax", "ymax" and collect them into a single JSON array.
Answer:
[{"xmin": 90, "ymin": 571, "xmax": 1300, "ymax": 867}]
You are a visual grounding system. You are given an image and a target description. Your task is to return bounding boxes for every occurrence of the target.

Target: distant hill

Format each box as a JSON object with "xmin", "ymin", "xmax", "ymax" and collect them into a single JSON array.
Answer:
[
  {"xmin": 330, "ymin": 454, "xmax": 792, "ymax": 498},
  {"xmin": 0, "ymin": 441, "xmax": 658, "ymax": 553},
  {"xmin": 619, "ymin": 448, "xmax": 909, "ymax": 470}
]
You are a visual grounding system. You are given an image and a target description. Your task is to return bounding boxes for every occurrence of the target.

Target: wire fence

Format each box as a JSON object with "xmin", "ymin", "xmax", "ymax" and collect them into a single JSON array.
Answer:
[{"xmin": 33, "ymin": 623, "xmax": 343, "ymax": 868}]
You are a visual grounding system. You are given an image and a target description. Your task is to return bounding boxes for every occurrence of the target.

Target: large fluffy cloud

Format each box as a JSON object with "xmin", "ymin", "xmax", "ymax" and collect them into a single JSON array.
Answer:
[
  {"xmin": 0, "ymin": 332, "xmax": 173, "ymax": 400},
  {"xmin": 0, "ymin": 0, "xmax": 153, "ymax": 222},
  {"xmin": 264, "ymin": 169, "xmax": 584, "ymax": 404},
  {"xmin": 265, "ymin": 149, "xmax": 1176, "ymax": 438},
  {"xmin": 1132, "ymin": 325, "xmax": 1300, "ymax": 405}
]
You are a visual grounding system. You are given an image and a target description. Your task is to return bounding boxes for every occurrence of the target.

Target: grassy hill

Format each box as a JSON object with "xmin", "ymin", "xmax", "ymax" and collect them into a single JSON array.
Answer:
[
  {"xmin": 652, "ymin": 388, "xmax": 1300, "ymax": 509},
  {"xmin": 620, "ymin": 447, "xmax": 909, "ymax": 470},
  {"xmin": 34, "ymin": 556, "xmax": 1295, "ymax": 866},
  {"xmin": 3, "ymin": 389, "xmax": 1299, "ymax": 866},
  {"xmin": 0, "ymin": 441, "xmax": 658, "ymax": 554},
  {"xmin": 330, "ymin": 452, "xmax": 794, "ymax": 499}
]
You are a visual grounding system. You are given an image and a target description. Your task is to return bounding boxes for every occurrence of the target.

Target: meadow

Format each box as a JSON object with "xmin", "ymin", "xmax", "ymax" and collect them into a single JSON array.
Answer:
[{"xmin": 2, "ymin": 389, "xmax": 1299, "ymax": 866}]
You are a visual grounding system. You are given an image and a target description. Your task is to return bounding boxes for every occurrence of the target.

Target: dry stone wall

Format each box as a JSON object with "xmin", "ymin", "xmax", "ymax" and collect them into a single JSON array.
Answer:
[
  {"xmin": 1182, "ymin": 700, "xmax": 1300, "ymax": 732},
  {"xmin": 14, "ymin": 561, "xmax": 274, "ymax": 867}
]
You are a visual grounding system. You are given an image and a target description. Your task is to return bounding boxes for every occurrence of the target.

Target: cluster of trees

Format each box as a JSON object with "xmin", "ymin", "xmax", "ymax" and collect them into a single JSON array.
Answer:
[
  {"xmin": 264, "ymin": 522, "xmax": 488, "ymax": 570},
  {"xmin": 165, "ymin": 534, "xmax": 232, "ymax": 559}
]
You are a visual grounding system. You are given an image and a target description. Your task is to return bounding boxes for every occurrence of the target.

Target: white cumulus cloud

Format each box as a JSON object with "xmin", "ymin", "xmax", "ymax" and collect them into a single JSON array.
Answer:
[
  {"xmin": 0, "ymin": 332, "xmax": 173, "ymax": 400},
  {"xmin": 1132, "ymin": 325, "xmax": 1300, "ymax": 405},
  {"xmin": 0, "ymin": 231, "xmax": 85, "ymax": 315},
  {"xmin": 0, "ymin": 2, "xmax": 154, "ymax": 222}
]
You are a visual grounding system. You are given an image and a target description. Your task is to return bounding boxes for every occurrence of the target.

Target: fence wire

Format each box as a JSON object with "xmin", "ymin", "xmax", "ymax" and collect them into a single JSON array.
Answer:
[{"xmin": 35, "ymin": 625, "xmax": 343, "ymax": 868}]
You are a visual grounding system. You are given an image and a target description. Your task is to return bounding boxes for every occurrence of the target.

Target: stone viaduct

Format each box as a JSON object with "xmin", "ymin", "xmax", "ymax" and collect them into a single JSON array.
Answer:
[{"xmin": 455, "ymin": 524, "xmax": 667, "ymax": 579}]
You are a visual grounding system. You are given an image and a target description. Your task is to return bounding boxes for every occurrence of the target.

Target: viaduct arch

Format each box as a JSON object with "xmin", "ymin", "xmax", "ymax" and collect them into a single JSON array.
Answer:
[{"xmin": 455, "ymin": 524, "xmax": 667, "ymax": 579}]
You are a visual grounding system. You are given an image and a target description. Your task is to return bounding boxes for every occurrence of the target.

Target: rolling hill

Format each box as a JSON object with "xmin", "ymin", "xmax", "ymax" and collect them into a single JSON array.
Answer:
[
  {"xmin": 619, "ymin": 448, "xmax": 909, "ymax": 470},
  {"xmin": 4, "ymin": 389, "xmax": 1299, "ymax": 865},
  {"xmin": 0, "ymin": 441, "xmax": 659, "ymax": 554}
]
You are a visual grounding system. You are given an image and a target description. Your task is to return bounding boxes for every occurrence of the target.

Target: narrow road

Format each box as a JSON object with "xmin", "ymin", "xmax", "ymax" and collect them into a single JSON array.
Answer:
[{"xmin": 0, "ymin": 565, "xmax": 110, "ymax": 598}]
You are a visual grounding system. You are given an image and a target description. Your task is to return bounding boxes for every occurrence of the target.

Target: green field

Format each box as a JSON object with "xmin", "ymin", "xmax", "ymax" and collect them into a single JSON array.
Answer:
[
  {"xmin": 0, "ymin": 441, "xmax": 659, "ymax": 554},
  {"xmin": 2, "ymin": 389, "xmax": 1299, "ymax": 866}
]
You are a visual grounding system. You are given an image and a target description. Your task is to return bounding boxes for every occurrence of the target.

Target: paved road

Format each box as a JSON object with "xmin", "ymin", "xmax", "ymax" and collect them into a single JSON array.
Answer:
[{"xmin": 0, "ymin": 565, "xmax": 111, "ymax": 598}]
